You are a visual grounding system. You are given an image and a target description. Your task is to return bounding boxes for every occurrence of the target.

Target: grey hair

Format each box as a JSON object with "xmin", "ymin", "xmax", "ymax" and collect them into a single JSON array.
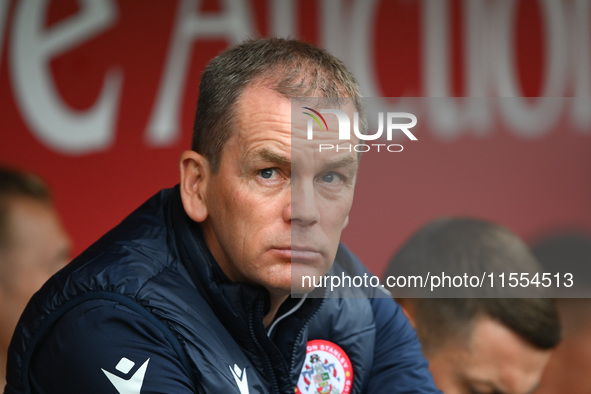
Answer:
[{"xmin": 191, "ymin": 37, "xmax": 366, "ymax": 171}]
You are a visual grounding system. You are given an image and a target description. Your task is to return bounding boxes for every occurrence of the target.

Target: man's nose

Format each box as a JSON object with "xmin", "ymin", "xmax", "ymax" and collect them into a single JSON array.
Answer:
[{"xmin": 290, "ymin": 180, "xmax": 319, "ymax": 226}]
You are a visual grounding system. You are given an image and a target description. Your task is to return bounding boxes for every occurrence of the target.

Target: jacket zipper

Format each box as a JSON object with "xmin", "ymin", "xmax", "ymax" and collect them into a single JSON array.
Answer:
[
  {"xmin": 289, "ymin": 298, "xmax": 324, "ymax": 374},
  {"xmin": 249, "ymin": 302, "xmax": 281, "ymax": 393}
]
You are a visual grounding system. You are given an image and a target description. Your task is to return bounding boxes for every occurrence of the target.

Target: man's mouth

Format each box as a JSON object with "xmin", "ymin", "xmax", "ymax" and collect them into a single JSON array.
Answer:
[{"xmin": 271, "ymin": 246, "xmax": 322, "ymax": 261}]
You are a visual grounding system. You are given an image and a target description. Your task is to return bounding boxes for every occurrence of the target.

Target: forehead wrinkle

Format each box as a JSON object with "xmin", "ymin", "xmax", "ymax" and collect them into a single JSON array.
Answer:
[
  {"xmin": 245, "ymin": 147, "xmax": 291, "ymax": 167},
  {"xmin": 323, "ymin": 155, "xmax": 358, "ymax": 172}
]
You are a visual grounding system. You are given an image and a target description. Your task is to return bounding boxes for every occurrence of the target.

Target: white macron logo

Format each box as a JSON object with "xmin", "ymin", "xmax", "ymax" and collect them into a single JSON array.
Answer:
[
  {"xmin": 230, "ymin": 364, "xmax": 249, "ymax": 394},
  {"xmin": 102, "ymin": 357, "xmax": 150, "ymax": 394}
]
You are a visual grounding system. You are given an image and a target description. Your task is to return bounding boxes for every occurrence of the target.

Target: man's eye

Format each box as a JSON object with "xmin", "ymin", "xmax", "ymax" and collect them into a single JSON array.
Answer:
[
  {"xmin": 320, "ymin": 172, "xmax": 343, "ymax": 183},
  {"xmin": 259, "ymin": 168, "xmax": 276, "ymax": 179},
  {"xmin": 322, "ymin": 173, "xmax": 335, "ymax": 183}
]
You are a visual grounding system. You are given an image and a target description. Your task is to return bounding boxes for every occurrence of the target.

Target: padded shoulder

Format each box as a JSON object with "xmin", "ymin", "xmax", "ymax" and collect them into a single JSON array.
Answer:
[{"xmin": 9, "ymin": 296, "xmax": 195, "ymax": 394}]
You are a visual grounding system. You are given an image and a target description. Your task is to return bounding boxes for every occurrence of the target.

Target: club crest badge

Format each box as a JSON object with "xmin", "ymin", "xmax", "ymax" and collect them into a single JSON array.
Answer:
[{"xmin": 295, "ymin": 339, "xmax": 353, "ymax": 394}]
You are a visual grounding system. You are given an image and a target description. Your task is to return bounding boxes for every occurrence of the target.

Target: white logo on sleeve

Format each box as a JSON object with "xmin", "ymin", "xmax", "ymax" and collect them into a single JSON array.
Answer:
[
  {"xmin": 102, "ymin": 357, "xmax": 150, "ymax": 394},
  {"xmin": 230, "ymin": 364, "xmax": 249, "ymax": 394}
]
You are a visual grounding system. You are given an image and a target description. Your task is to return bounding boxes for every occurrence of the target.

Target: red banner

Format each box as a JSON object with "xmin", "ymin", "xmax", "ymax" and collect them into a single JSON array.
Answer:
[{"xmin": 1, "ymin": 0, "xmax": 590, "ymax": 274}]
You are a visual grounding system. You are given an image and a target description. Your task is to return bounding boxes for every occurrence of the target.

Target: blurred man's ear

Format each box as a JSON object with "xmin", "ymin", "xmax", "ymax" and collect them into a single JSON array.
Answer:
[
  {"xmin": 395, "ymin": 298, "xmax": 416, "ymax": 328},
  {"xmin": 179, "ymin": 150, "xmax": 210, "ymax": 223}
]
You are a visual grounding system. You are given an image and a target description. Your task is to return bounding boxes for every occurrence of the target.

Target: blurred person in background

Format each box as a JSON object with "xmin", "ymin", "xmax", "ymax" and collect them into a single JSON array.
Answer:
[
  {"xmin": 531, "ymin": 233, "xmax": 591, "ymax": 394},
  {"xmin": 0, "ymin": 165, "xmax": 71, "ymax": 387},
  {"xmin": 385, "ymin": 217, "xmax": 561, "ymax": 394}
]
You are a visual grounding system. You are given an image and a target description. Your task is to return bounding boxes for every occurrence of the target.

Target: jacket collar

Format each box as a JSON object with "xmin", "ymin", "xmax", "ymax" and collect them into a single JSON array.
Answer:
[{"xmin": 168, "ymin": 185, "xmax": 322, "ymax": 348}]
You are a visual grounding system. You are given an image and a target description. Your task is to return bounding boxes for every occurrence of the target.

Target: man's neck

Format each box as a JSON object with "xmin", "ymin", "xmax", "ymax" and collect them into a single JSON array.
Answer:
[{"xmin": 263, "ymin": 294, "xmax": 289, "ymax": 329}]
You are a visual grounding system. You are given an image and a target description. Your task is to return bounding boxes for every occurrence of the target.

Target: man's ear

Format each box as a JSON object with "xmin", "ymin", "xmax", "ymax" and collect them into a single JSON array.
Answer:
[
  {"xmin": 342, "ymin": 215, "xmax": 349, "ymax": 230},
  {"xmin": 395, "ymin": 298, "xmax": 416, "ymax": 328},
  {"xmin": 179, "ymin": 150, "xmax": 210, "ymax": 223}
]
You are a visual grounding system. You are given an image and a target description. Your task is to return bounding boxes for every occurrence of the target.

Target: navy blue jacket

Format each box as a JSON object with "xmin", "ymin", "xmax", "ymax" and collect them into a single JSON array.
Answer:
[{"xmin": 5, "ymin": 187, "xmax": 439, "ymax": 393}]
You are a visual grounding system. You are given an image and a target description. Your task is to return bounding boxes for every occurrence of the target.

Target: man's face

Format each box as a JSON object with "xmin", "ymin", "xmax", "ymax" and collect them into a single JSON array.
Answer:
[
  {"xmin": 427, "ymin": 317, "xmax": 551, "ymax": 394},
  {"xmin": 199, "ymin": 85, "xmax": 358, "ymax": 297},
  {"xmin": 0, "ymin": 197, "xmax": 71, "ymax": 351}
]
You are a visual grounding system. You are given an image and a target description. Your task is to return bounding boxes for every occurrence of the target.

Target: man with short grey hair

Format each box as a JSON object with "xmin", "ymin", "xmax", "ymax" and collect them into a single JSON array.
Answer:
[{"xmin": 7, "ymin": 38, "xmax": 439, "ymax": 393}]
